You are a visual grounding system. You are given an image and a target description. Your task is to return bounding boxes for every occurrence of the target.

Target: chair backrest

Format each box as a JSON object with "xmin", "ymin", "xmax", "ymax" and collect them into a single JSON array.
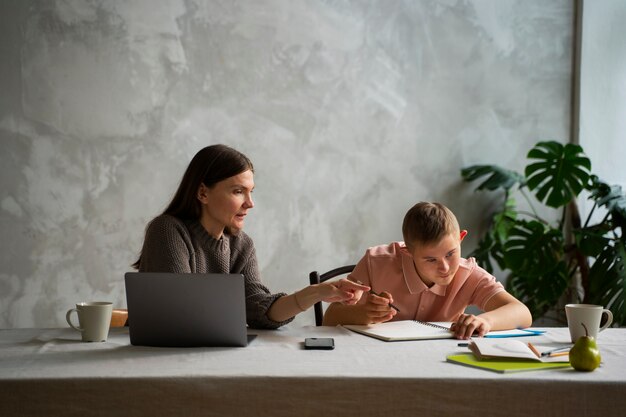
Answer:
[
  {"xmin": 308, "ymin": 265, "xmax": 356, "ymax": 326},
  {"xmin": 111, "ymin": 309, "xmax": 129, "ymax": 327}
]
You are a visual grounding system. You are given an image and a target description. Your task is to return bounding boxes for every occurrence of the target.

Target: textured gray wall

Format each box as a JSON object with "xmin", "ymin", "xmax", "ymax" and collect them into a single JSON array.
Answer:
[{"xmin": 0, "ymin": 0, "xmax": 574, "ymax": 328}]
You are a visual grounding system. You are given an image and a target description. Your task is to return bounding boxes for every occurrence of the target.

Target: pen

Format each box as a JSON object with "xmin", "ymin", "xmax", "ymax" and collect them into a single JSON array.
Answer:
[
  {"xmin": 541, "ymin": 346, "xmax": 571, "ymax": 357},
  {"xmin": 547, "ymin": 351, "xmax": 569, "ymax": 358},
  {"xmin": 527, "ymin": 342, "xmax": 541, "ymax": 358}
]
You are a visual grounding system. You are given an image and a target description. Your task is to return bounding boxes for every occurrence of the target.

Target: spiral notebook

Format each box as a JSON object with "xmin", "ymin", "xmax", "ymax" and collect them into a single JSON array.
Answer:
[
  {"xmin": 342, "ymin": 321, "xmax": 546, "ymax": 341},
  {"xmin": 343, "ymin": 320, "xmax": 453, "ymax": 341}
]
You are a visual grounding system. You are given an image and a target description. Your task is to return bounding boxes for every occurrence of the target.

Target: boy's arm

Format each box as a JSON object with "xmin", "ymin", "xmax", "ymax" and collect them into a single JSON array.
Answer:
[
  {"xmin": 322, "ymin": 302, "xmax": 369, "ymax": 326},
  {"xmin": 480, "ymin": 291, "xmax": 533, "ymax": 329},
  {"xmin": 451, "ymin": 291, "xmax": 532, "ymax": 339}
]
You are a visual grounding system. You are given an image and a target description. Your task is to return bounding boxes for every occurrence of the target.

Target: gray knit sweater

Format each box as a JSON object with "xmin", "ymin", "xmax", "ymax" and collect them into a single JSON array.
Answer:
[{"xmin": 138, "ymin": 214, "xmax": 293, "ymax": 329}]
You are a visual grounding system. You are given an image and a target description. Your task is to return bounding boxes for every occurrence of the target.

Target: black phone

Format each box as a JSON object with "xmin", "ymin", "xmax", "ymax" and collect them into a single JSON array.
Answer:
[{"xmin": 304, "ymin": 337, "xmax": 335, "ymax": 350}]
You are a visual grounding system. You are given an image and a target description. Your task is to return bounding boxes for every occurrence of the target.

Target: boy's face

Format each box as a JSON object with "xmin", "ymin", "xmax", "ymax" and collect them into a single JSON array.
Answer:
[{"xmin": 409, "ymin": 231, "xmax": 467, "ymax": 287}]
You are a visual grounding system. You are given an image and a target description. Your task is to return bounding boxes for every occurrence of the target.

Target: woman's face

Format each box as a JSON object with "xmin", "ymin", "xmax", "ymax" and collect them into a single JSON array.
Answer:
[{"xmin": 197, "ymin": 169, "xmax": 254, "ymax": 238}]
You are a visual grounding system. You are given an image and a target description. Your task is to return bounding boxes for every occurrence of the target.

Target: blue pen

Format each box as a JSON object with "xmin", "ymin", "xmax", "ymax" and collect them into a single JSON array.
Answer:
[
  {"xmin": 517, "ymin": 328, "xmax": 547, "ymax": 335},
  {"xmin": 484, "ymin": 328, "xmax": 547, "ymax": 338}
]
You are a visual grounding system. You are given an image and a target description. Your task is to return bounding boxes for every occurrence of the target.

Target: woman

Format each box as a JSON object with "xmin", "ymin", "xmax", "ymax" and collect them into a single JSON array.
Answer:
[{"xmin": 133, "ymin": 144, "xmax": 368, "ymax": 329}]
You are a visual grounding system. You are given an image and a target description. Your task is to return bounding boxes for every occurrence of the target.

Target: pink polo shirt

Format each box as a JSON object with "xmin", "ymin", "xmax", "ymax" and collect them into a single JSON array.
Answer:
[{"xmin": 349, "ymin": 242, "xmax": 504, "ymax": 322}]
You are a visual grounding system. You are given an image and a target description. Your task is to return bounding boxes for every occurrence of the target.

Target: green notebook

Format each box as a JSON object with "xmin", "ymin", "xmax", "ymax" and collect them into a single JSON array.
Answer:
[{"xmin": 446, "ymin": 353, "xmax": 572, "ymax": 374}]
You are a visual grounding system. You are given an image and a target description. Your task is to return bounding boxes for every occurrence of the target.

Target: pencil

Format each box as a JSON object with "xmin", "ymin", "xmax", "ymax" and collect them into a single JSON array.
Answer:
[
  {"xmin": 548, "ymin": 351, "xmax": 570, "ymax": 358},
  {"xmin": 527, "ymin": 342, "xmax": 541, "ymax": 358},
  {"xmin": 370, "ymin": 290, "xmax": 400, "ymax": 313},
  {"xmin": 356, "ymin": 281, "xmax": 401, "ymax": 312},
  {"xmin": 369, "ymin": 290, "xmax": 401, "ymax": 312}
]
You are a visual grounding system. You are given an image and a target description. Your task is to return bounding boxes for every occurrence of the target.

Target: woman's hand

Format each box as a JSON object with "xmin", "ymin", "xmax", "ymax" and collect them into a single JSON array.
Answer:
[
  {"xmin": 450, "ymin": 313, "xmax": 492, "ymax": 339},
  {"xmin": 320, "ymin": 288, "xmax": 398, "ymax": 326},
  {"xmin": 317, "ymin": 279, "xmax": 370, "ymax": 305}
]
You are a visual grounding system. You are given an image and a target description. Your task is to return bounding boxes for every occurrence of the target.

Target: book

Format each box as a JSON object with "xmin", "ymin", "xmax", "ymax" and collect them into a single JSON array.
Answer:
[
  {"xmin": 468, "ymin": 339, "xmax": 570, "ymax": 362},
  {"xmin": 342, "ymin": 320, "xmax": 547, "ymax": 342},
  {"xmin": 446, "ymin": 353, "xmax": 572, "ymax": 373},
  {"xmin": 343, "ymin": 320, "xmax": 453, "ymax": 341}
]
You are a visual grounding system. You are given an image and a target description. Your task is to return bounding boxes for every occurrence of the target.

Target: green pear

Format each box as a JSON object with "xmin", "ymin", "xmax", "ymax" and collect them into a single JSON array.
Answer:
[{"xmin": 569, "ymin": 323, "xmax": 601, "ymax": 372}]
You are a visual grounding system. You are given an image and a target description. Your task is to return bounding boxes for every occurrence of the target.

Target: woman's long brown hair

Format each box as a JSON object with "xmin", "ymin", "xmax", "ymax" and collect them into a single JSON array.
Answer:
[{"xmin": 132, "ymin": 144, "xmax": 254, "ymax": 269}]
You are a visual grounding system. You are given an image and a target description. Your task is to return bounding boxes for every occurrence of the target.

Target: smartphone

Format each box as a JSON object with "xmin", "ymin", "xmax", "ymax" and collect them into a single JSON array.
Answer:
[{"xmin": 304, "ymin": 337, "xmax": 335, "ymax": 350}]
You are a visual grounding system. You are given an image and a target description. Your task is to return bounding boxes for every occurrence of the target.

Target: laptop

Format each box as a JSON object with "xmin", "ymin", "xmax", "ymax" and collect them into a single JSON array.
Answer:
[{"xmin": 124, "ymin": 272, "xmax": 249, "ymax": 347}]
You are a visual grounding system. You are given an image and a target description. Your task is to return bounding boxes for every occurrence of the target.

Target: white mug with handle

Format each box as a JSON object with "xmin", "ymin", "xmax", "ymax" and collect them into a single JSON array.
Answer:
[
  {"xmin": 66, "ymin": 301, "xmax": 113, "ymax": 342},
  {"xmin": 565, "ymin": 304, "xmax": 613, "ymax": 343}
]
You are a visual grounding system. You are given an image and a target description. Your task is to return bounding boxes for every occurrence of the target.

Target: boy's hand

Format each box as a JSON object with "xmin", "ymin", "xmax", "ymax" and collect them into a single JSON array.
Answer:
[
  {"xmin": 361, "ymin": 291, "xmax": 397, "ymax": 324},
  {"xmin": 450, "ymin": 313, "xmax": 492, "ymax": 339}
]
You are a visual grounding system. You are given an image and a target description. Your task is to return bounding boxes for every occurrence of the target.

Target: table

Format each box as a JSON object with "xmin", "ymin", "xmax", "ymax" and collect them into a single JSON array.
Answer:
[{"xmin": 1, "ymin": 325, "xmax": 624, "ymax": 417}]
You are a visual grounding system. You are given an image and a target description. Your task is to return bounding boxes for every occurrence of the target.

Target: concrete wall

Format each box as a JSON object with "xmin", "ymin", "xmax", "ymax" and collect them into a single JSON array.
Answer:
[{"xmin": 0, "ymin": 0, "xmax": 574, "ymax": 328}]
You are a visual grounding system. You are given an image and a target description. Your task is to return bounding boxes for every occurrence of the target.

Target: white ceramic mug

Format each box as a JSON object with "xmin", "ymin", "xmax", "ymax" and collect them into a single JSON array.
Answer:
[
  {"xmin": 565, "ymin": 304, "xmax": 613, "ymax": 343},
  {"xmin": 66, "ymin": 301, "xmax": 113, "ymax": 342}
]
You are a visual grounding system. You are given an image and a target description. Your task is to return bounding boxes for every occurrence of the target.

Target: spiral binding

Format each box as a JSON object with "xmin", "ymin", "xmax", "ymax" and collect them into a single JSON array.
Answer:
[{"xmin": 415, "ymin": 321, "xmax": 450, "ymax": 331}]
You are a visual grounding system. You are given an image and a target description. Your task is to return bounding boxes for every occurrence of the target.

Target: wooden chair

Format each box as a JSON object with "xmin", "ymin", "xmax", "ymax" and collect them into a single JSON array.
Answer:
[
  {"xmin": 308, "ymin": 265, "xmax": 356, "ymax": 326},
  {"xmin": 110, "ymin": 309, "xmax": 129, "ymax": 327}
]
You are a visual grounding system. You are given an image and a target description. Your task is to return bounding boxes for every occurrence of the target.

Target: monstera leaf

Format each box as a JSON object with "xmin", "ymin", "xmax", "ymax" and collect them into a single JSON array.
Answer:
[
  {"xmin": 506, "ymin": 263, "xmax": 569, "ymax": 318},
  {"xmin": 503, "ymin": 220, "xmax": 565, "ymax": 275},
  {"xmin": 469, "ymin": 198, "xmax": 518, "ymax": 273},
  {"xmin": 470, "ymin": 233, "xmax": 500, "ymax": 273},
  {"xmin": 461, "ymin": 165, "xmax": 525, "ymax": 192},
  {"xmin": 574, "ymin": 226, "xmax": 612, "ymax": 258},
  {"xmin": 493, "ymin": 197, "xmax": 518, "ymax": 242},
  {"xmin": 502, "ymin": 220, "xmax": 570, "ymax": 317},
  {"xmin": 589, "ymin": 176, "xmax": 626, "ymax": 231},
  {"xmin": 462, "ymin": 140, "xmax": 625, "ymax": 325},
  {"xmin": 587, "ymin": 243, "xmax": 626, "ymax": 325},
  {"xmin": 525, "ymin": 141, "xmax": 591, "ymax": 208},
  {"xmin": 589, "ymin": 176, "xmax": 626, "ymax": 215}
]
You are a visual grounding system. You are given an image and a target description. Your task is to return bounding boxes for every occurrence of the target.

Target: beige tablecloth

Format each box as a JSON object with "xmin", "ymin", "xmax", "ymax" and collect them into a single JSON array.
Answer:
[{"xmin": 1, "ymin": 325, "xmax": 624, "ymax": 416}]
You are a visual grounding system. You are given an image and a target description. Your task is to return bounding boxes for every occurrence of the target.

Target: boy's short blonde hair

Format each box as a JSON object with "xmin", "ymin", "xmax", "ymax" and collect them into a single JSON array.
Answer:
[{"xmin": 402, "ymin": 202, "xmax": 460, "ymax": 248}]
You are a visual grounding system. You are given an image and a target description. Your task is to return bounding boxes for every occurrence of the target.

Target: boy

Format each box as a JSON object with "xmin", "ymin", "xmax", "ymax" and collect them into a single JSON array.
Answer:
[{"xmin": 323, "ymin": 202, "xmax": 532, "ymax": 339}]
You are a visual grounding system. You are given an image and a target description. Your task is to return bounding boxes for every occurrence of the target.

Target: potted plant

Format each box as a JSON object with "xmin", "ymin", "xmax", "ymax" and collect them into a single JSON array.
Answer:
[{"xmin": 461, "ymin": 141, "xmax": 625, "ymax": 325}]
